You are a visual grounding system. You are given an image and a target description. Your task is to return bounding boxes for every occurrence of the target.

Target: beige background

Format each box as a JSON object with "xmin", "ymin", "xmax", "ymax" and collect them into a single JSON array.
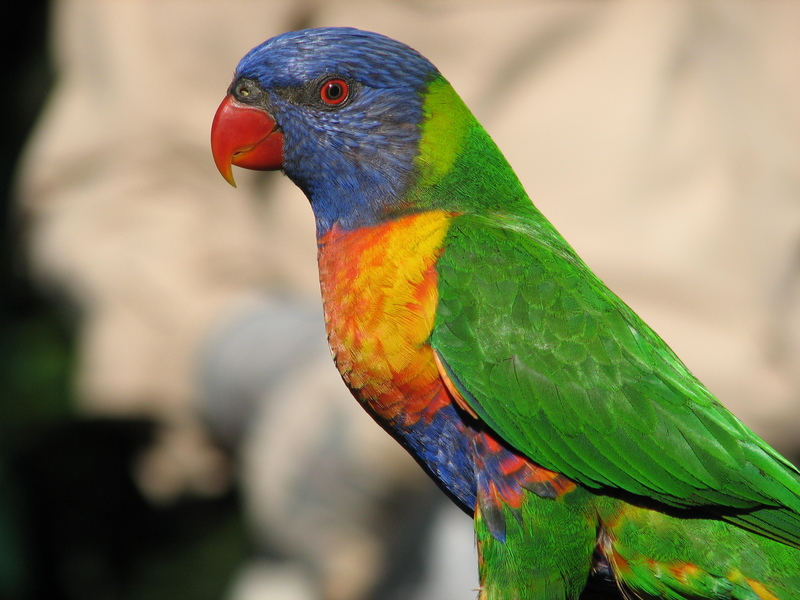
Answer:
[{"xmin": 17, "ymin": 2, "xmax": 800, "ymax": 598}]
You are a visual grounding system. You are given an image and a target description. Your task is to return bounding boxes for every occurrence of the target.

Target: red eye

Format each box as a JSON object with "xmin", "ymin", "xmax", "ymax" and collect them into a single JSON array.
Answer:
[{"xmin": 320, "ymin": 79, "xmax": 349, "ymax": 105}]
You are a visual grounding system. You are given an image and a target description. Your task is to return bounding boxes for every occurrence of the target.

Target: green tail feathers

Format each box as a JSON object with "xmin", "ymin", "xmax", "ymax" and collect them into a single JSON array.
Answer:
[{"xmin": 601, "ymin": 499, "xmax": 800, "ymax": 600}]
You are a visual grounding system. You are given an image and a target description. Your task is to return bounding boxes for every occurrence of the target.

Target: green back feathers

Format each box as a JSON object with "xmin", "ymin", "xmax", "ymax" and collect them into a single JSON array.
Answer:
[
  {"xmin": 412, "ymin": 77, "xmax": 800, "ymax": 549},
  {"xmin": 431, "ymin": 210, "xmax": 800, "ymax": 548}
]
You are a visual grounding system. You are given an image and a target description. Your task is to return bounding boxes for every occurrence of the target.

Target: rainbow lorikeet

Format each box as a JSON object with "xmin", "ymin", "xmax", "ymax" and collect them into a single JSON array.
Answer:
[{"xmin": 210, "ymin": 27, "xmax": 800, "ymax": 600}]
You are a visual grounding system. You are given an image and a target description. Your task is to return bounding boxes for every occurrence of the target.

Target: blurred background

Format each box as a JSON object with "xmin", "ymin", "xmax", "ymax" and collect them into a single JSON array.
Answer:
[{"xmin": 2, "ymin": 1, "xmax": 800, "ymax": 599}]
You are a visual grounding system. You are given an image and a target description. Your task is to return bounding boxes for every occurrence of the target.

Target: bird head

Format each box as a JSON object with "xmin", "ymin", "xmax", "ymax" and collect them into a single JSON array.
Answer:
[{"xmin": 211, "ymin": 27, "xmax": 447, "ymax": 234}]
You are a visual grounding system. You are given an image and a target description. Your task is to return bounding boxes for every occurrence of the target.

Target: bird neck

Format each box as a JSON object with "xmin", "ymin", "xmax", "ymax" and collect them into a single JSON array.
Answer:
[{"xmin": 407, "ymin": 78, "xmax": 534, "ymax": 218}]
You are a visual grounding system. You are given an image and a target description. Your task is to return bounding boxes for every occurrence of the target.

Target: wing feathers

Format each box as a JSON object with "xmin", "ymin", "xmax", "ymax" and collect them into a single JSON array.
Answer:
[{"xmin": 431, "ymin": 212, "xmax": 800, "ymax": 547}]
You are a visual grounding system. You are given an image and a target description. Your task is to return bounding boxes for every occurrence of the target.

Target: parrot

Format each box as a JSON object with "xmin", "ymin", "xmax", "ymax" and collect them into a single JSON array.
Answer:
[{"xmin": 210, "ymin": 27, "xmax": 800, "ymax": 600}]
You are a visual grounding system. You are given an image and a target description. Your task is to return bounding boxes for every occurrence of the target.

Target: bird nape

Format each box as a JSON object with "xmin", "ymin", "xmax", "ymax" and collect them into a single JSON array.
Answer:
[{"xmin": 210, "ymin": 27, "xmax": 800, "ymax": 600}]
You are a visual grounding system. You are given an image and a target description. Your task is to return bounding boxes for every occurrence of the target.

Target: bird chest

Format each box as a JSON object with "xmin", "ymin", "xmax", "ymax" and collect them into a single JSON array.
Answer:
[{"xmin": 316, "ymin": 210, "xmax": 453, "ymax": 426}]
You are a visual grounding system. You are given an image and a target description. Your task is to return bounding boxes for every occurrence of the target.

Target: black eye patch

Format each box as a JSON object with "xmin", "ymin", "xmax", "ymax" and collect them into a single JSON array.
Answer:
[{"xmin": 277, "ymin": 75, "xmax": 359, "ymax": 110}]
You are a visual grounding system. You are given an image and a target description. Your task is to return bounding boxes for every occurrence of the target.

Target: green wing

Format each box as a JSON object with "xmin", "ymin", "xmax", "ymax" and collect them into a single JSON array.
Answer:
[{"xmin": 431, "ymin": 210, "xmax": 800, "ymax": 547}]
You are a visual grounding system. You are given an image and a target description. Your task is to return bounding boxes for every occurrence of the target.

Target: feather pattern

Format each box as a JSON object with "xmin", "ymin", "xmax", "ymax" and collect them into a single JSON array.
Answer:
[{"xmin": 216, "ymin": 27, "xmax": 800, "ymax": 600}]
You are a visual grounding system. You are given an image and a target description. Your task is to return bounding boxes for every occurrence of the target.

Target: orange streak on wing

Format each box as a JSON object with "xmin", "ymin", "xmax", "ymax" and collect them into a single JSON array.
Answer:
[
  {"xmin": 668, "ymin": 562, "xmax": 701, "ymax": 584},
  {"xmin": 433, "ymin": 350, "xmax": 479, "ymax": 419},
  {"xmin": 746, "ymin": 579, "xmax": 781, "ymax": 600}
]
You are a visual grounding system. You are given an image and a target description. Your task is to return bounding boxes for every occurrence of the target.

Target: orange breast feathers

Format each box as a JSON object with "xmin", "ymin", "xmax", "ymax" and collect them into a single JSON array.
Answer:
[{"xmin": 317, "ymin": 211, "xmax": 455, "ymax": 426}]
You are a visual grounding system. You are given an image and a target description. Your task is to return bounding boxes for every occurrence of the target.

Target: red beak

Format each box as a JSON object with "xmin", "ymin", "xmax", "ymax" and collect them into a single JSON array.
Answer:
[{"xmin": 210, "ymin": 95, "xmax": 284, "ymax": 187}]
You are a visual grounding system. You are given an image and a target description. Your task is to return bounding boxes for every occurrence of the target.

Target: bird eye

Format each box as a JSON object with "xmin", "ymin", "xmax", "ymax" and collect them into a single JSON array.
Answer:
[{"xmin": 320, "ymin": 79, "xmax": 349, "ymax": 105}]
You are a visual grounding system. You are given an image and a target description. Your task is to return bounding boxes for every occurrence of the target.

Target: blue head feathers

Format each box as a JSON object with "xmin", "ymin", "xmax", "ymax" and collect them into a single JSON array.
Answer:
[
  {"xmin": 233, "ymin": 27, "xmax": 441, "ymax": 234},
  {"xmin": 237, "ymin": 27, "xmax": 436, "ymax": 91}
]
